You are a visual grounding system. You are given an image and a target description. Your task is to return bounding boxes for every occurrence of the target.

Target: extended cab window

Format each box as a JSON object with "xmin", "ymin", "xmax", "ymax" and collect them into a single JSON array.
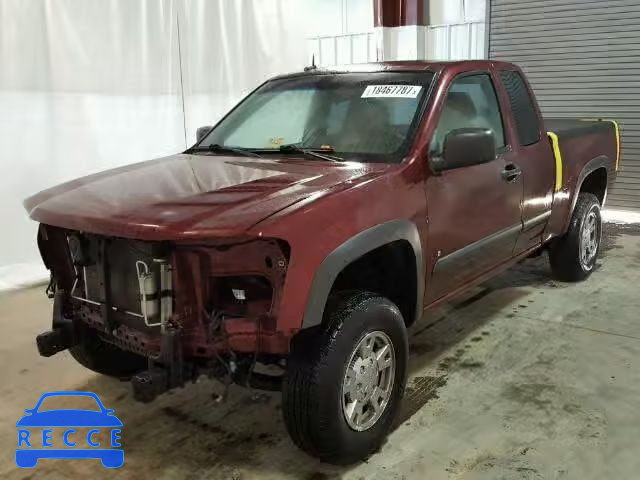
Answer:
[
  {"xmin": 500, "ymin": 70, "xmax": 541, "ymax": 146},
  {"xmin": 200, "ymin": 72, "xmax": 435, "ymax": 162},
  {"xmin": 431, "ymin": 74, "xmax": 506, "ymax": 153}
]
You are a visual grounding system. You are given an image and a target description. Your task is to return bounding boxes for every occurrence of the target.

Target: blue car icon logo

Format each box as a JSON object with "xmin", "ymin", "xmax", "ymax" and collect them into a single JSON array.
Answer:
[{"xmin": 16, "ymin": 391, "xmax": 123, "ymax": 468}]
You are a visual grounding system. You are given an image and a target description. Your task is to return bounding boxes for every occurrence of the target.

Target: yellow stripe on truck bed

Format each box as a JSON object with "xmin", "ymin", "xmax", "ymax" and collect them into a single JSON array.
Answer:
[
  {"xmin": 610, "ymin": 120, "xmax": 621, "ymax": 171},
  {"xmin": 547, "ymin": 131, "xmax": 563, "ymax": 192}
]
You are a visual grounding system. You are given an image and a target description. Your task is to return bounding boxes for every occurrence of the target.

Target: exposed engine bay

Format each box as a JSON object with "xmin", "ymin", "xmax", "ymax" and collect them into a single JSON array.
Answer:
[{"xmin": 35, "ymin": 224, "xmax": 291, "ymax": 401}]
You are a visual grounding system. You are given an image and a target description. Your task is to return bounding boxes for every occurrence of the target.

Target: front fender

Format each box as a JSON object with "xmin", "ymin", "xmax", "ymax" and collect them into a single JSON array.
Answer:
[{"xmin": 301, "ymin": 219, "xmax": 424, "ymax": 329}]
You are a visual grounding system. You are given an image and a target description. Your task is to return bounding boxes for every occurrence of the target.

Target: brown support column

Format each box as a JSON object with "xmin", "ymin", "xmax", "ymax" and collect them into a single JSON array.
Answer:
[
  {"xmin": 373, "ymin": 0, "xmax": 429, "ymax": 27},
  {"xmin": 372, "ymin": 0, "xmax": 429, "ymax": 61}
]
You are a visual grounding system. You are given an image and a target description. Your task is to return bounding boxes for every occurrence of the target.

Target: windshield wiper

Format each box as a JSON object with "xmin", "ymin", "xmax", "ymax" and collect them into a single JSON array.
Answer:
[
  {"xmin": 190, "ymin": 143, "xmax": 261, "ymax": 158},
  {"xmin": 278, "ymin": 144, "xmax": 343, "ymax": 162}
]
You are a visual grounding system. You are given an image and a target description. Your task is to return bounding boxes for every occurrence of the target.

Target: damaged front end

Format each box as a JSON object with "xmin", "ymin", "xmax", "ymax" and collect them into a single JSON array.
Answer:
[{"xmin": 35, "ymin": 224, "xmax": 291, "ymax": 402}]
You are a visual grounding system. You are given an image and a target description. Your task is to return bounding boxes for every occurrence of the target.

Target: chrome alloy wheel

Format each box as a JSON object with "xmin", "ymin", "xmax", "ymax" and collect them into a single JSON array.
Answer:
[
  {"xmin": 342, "ymin": 331, "xmax": 396, "ymax": 431},
  {"xmin": 579, "ymin": 208, "xmax": 600, "ymax": 270}
]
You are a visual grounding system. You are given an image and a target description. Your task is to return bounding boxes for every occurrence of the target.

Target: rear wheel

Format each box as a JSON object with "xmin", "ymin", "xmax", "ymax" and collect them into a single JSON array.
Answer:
[
  {"xmin": 549, "ymin": 192, "xmax": 602, "ymax": 281},
  {"xmin": 282, "ymin": 291, "xmax": 408, "ymax": 465},
  {"xmin": 69, "ymin": 323, "xmax": 147, "ymax": 379}
]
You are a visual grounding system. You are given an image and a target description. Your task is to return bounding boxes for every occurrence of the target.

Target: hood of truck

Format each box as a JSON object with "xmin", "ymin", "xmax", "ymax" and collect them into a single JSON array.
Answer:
[{"xmin": 25, "ymin": 153, "xmax": 391, "ymax": 240}]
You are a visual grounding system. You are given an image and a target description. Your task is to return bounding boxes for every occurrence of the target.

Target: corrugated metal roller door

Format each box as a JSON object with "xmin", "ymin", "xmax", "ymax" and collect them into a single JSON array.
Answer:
[{"xmin": 489, "ymin": 0, "xmax": 640, "ymax": 211}]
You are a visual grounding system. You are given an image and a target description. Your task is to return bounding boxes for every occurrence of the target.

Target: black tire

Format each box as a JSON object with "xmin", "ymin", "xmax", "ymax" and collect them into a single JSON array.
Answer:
[
  {"xmin": 282, "ymin": 291, "xmax": 408, "ymax": 465},
  {"xmin": 69, "ymin": 324, "xmax": 147, "ymax": 378},
  {"xmin": 549, "ymin": 192, "xmax": 602, "ymax": 282}
]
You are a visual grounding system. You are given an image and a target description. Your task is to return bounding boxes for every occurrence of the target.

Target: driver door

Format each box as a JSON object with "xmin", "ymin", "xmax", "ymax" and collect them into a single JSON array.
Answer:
[{"xmin": 425, "ymin": 72, "xmax": 523, "ymax": 302}]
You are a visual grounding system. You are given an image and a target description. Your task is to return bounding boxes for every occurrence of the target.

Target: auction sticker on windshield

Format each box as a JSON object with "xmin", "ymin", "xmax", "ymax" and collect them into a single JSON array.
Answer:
[{"xmin": 361, "ymin": 85, "xmax": 422, "ymax": 98}]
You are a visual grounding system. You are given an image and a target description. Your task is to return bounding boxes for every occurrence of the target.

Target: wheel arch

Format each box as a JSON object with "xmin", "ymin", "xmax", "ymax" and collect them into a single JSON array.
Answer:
[
  {"xmin": 301, "ymin": 219, "xmax": 424, "ymax": 329},
  {"xmin": 571, "ymin": 156, "xmax": 610, "ymax": 214}
]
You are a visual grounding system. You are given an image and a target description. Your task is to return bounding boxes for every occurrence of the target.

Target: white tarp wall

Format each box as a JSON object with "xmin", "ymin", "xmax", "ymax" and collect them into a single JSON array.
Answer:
[
  {"xmin": 426, "ymin": 0, "xmax": 486, "ymax": 60},
  {"xmin": 307, "ymin": 0, "xmax": 488, "ymax": 65},
  {"xmin": 0, "ymin": 0, "xmax": 307, "ymax": 290},
  {"xmin": 305, "ymin": 0, "xmax": 374, "ymax": 38},
  {"xmin": 305, "ymin": 0, "xmax": 375, "ymax": 66},
  {"xmin": 430, "ymin": 0, "xmax": 486, "ymax": 24}
]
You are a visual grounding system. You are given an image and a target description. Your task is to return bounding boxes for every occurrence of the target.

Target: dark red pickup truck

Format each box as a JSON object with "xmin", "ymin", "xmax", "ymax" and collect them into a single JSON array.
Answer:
[{"xmin": 25, "ymin": 60, "xmax": 619, "ymax": 464}]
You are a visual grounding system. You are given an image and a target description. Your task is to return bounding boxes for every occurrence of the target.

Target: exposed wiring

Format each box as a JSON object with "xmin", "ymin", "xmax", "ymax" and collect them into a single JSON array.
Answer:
[
  {"xmin": 45, "ymin": 273, "xmax": 56, "ymax": 298},
  {"xmin": 202, "ymin": 306, "xmax": 234, "ymax": 401},
  {"xmin": 245, "ymin": 315, "xmax": 261, "ymax": 395}
]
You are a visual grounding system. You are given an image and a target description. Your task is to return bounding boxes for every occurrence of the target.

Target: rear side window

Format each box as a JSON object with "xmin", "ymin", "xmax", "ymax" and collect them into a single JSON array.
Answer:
[{"xmin": 500, "ymin": 70, "xmax": 540, "ymax": 146}]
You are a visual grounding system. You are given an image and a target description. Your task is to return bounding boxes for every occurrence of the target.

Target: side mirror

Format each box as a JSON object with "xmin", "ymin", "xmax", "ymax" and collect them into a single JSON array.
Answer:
[
  {"xmin": 196, "ymin": 126, "xmax": 213, "ymax": 143},
  {"xmin": 431, "ymin": 128, "xmax": 496, "ymax": 173}
]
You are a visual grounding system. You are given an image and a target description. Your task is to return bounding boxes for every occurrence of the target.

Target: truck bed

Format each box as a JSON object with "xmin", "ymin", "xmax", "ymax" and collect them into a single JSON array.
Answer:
[
  {"xmin": 544, "ymin": 117, "xmax": 619, "ymax": 212},
  {"xmin": 544, "ymin": 118, "xmax": 619, "ymax": 175},
  {"xmin": 545, "ymin": 118, "xmax": 618, "ymax": 142}
]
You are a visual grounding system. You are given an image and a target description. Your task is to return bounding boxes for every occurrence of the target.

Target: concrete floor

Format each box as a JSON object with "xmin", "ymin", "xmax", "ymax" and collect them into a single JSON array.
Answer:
[{"xmin": 1, "ymin": 223, "xmax": 639, "ymax": 480}]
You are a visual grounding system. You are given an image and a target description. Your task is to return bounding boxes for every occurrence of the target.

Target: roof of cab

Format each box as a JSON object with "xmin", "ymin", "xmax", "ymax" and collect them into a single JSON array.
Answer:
[{"xmin": 271, "ymin": 60, "xmax": 518, "ymax": 81}]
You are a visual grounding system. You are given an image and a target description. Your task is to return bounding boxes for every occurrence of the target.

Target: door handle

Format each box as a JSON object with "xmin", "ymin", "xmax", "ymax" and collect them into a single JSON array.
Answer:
[{"xmin": 501, "ymin": 163, "xmax": 522, "ymax": 182}]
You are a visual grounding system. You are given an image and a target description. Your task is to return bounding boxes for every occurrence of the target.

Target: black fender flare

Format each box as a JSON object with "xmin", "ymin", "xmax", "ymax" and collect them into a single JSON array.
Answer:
[
  {"xmin": 301, "ymin": 219, "xmax": 424, "ymax": 329},
  {"xmin": 569, "ymin": 155, "xmax": 610, "ymax": 216}
]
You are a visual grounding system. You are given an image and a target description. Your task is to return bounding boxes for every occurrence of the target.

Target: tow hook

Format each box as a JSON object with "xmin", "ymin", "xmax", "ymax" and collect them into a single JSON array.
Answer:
[
  {"xmin": 131, "ymin": 368, "xmax": 172, "ymax": 403},
  {"xmin": 36, "ymin": 290, "xmax": 78, "ymax": 357},
  {"xmin": 36, "ymin": 326, "xmax": 77, "ymax": 357},
  {"xmin": 131, "ymin": 326, "xmax": 186, "ymax": 402}
]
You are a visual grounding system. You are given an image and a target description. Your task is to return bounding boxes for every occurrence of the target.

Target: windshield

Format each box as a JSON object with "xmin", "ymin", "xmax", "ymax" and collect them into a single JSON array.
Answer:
[{"xmin": 198, "ymin": 71, "xmax": 435, "ymax": 162}]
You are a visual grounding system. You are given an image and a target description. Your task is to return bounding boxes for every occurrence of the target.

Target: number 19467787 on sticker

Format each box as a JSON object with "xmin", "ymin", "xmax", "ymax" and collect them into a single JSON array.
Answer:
[{"xmin": 361, "ymin": 84, "xmax": 422, "ymax": 98}]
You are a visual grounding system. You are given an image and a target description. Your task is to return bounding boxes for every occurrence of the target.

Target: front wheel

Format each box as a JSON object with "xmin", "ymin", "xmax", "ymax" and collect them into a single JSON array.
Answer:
[
  {"xmin": 282, "ymin": 292, "xmax": 408, "ymax": 465},
  {"xmin": 549, "ymin": 192, "xmax": 602, "ymax": 281}
]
